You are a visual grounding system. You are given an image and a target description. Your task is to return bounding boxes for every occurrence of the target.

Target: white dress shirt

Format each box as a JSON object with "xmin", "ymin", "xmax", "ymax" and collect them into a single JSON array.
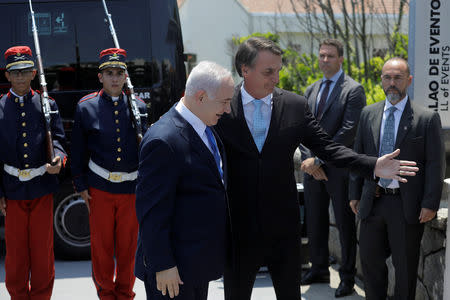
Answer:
[
  {"xmin": 175, "ymin": 100, "xmax": 223, "ymax": 168},
  {"xmin": 378, "ymin": 95, "xmax": 409, "ymax": 188},
  {"xmin": 315, "ymin": 69, "xmax": 343, "ymax": 111},
  {"xmin": 241, "ymin": 84, "xmax": 272, "ymax": 141}
]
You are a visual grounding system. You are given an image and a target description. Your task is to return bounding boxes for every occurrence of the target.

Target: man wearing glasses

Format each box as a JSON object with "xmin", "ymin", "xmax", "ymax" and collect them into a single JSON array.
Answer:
[
  {"xmin": 0, "ymin": 46, "xmax": 66, "ymax": 300},
  {"xmin": 349, "ymin": 57, "xmax": 444, "ymax": 299}
]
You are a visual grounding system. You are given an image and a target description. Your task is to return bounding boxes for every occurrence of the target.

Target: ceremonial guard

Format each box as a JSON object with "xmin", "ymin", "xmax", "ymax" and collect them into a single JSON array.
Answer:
[
  {"xmin": 0, "ymin": 46, "xmax": 66, "ymax": 300},
  {"xmin": 71, "ymin": 48, "xmax": 148, "ymax": 300}
]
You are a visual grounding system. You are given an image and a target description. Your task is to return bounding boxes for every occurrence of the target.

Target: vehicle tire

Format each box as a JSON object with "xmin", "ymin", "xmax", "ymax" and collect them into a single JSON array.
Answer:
[{"xmin": 53, "ymin": 180, "xmax": 91, "ymax": 260}]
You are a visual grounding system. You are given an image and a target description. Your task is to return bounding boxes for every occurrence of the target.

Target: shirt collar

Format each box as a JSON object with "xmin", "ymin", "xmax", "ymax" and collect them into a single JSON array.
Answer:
[
  {"xmin": 384, "ymin": 95, "xmax": 408, "ymax": 113},
  {"xmin": 241, "ymin": 84, "xmax": 272, "ymax": 106},
  {"xmin": 9, "ymin": 88, "xmax": 31, "ymax": 101},
  {"xmin": 323, "ymin": 68, "xmax": 343, "ymax": 84},
  {"xmin": 176, "ymin": 99, "xmax": 207, "ymax": 137}
]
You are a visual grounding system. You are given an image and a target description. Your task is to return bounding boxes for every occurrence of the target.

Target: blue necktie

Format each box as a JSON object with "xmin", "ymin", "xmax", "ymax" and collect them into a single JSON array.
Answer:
[
  {"xmin": 252, "ymin": 99, "xmax": 266, "ymax": 152},
  {"xmin": 316, "ymin": 80, "xmax": 332, "ymax": 120},
  {"xmin": 205, "ymin": 126, "xmax": 223, "ymax": 179},
  {"xmin": 379, "ymin": 106, "xmax": 397, "ymax": 187}
]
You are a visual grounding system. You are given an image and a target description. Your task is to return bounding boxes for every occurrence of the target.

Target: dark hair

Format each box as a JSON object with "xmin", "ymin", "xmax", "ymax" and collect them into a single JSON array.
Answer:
[
  {"xmin": 384, "ymin": 57, "xmax": 411, "ymax": 75},
  {"xmin": 234, "ymin": 37, "xmax": 283, "ymax": 77},
  {"xmin": 319, "ymin": 39, "xmax": 344, "ymax": 57}
]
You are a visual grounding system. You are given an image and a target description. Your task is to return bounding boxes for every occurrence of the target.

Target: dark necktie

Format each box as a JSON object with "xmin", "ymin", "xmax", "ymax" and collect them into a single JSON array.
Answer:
[
  {"xmin": 316, "ymin": 80, "xmax": 332, "ymax": 120},
  {"xmin": 205, "ymin": 126, "xmax": 223, "ymax": 179},
  {"xmin": 379, "ymin": 106, "xmax": 397, "ymax": 187}
]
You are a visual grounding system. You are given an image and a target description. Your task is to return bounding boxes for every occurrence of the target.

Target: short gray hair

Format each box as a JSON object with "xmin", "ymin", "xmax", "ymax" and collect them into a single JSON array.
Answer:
[{"xmin": 185, "ymin": 61, "xmax": 232, "ymax": 99}]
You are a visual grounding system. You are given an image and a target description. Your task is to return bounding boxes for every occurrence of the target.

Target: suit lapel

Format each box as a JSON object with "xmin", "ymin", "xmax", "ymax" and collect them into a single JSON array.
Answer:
[
  {"xmin": 171, "ymin": 107, "xmax": 223, "ymax": 184},
  {"xmin": 395, "ymin": 100, "xmax": 413, "ymax": 149},
  {"xmin": 308, "ymin": 82, "xmax": 321, "ymax": 115},
  {"xmin": 371, "ymin": 101, "xmax": 385, "ymax": 153},
  {"xmin": 264, "ymin": 88, "xmax": 283, "ymax": 150},
  {"xmin": 321, "ymin": 73, "xmax": 345, "ymax": 119}
]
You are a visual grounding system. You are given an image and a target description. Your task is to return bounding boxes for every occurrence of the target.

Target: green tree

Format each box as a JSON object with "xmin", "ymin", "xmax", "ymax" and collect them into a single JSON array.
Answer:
[{"xmin": 231, "ymin": 32, "xmax": 408, "ymax": 105}]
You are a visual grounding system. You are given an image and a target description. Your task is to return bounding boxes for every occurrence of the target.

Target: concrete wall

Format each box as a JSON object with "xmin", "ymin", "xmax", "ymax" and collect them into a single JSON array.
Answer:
[{"xmin": 328, "ymin": 182, "xmax": 448, "ymax": 300}]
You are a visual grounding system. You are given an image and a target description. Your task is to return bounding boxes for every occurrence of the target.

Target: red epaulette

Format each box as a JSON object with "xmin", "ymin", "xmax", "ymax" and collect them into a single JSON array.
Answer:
[
  {"xmin": 79, "ymin": 92, "xmax": 99, "ymax": 104},
  {"xmin": 34, "ymin": 90, "xmax": 56, "ymax": 101}
]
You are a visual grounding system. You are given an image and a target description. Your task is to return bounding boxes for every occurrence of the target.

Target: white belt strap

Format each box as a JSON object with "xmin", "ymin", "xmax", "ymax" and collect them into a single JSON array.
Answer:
[
  {"xmin": 4, "ymin": 164, "xmax": 47, "ymax": 182},
  {"xmin": 88, "ymin": 159, "xmax": 138, "ymax": 183}
]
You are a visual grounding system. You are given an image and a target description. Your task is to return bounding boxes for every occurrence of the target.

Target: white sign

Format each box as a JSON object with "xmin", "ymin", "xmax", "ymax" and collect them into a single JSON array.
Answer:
[{"xmin": 409, "ymin": 0, "xmax": 450, "ymax": 128}]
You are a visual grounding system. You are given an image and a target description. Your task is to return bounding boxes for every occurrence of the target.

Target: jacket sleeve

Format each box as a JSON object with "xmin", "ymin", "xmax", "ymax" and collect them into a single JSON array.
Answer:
[
  {"xmin": 421, "ymin": 112, "xmax": 445, "ymax": 211},
  {"xmin": 331, "ymin": 85, "xmax": 366, "ymax": 146},
  {"xmin": 300, "ymin": 100, "xmax": 377, "ymax": 179},
  {"xmin": 135, "ymin": 136, "xmax": 180, "ymax": 273},
  {"xmin": 70, "ymin": 104, "xmax": 89, "ymax": 192},
  {"xmin": 348, "ymin": 113, "xmax": 366, "ymax": 201}
]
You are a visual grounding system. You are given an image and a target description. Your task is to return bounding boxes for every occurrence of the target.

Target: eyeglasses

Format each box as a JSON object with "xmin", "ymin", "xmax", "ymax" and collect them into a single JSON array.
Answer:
[
  {"xmin": 381, "ymin": 75, "xmax": 406, "ymax": 83},
  {"xmin": 8, "ymin": 69, "xmax": 33, "ymax": 77}
]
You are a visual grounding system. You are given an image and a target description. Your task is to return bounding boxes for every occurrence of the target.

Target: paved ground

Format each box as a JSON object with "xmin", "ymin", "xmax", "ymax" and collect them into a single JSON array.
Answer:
[{"xmin": 0, "ymin": 259, "xmax": 365, "ymax": 299}]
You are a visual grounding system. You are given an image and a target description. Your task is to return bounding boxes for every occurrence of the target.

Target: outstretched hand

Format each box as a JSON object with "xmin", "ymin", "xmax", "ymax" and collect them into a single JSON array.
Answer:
[{"xmin": 374, "ymin": 149, "xmax": 418, "ymax": 183}]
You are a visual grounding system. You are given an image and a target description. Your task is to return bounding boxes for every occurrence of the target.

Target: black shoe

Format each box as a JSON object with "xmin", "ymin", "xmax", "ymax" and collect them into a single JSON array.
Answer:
[
  {"xmin": 334, "ymin": 281, "xmax": 355, "ymax": 298},
  {"xmin": 301, "ymin": 270, "xmax": 330, "ymax": 285}
]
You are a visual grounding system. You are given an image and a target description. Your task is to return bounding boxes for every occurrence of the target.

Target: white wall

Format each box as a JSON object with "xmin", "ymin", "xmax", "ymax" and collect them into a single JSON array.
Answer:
[{"xmin": 180, "ymin": 0, "xmax": 250, "ymax": 72}]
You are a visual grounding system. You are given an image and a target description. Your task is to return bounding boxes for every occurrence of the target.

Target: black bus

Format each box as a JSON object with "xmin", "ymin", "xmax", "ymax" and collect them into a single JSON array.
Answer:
[{"xmin": 0, "ymin": 0, "xmax": 186, "ymax": 259}]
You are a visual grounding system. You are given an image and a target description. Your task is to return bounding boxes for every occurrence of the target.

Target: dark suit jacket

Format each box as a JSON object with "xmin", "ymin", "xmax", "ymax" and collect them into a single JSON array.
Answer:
[
  {"xmin": 135, "ymin": 106, "xmax": 228, "ymax": 284},
  {"xmin": 349, "ymin": 99, "xmax": 445, "ymax": 224},
  {"xmin": 215, "ymin": 85, "xmax": 376, "ymax": 243}
]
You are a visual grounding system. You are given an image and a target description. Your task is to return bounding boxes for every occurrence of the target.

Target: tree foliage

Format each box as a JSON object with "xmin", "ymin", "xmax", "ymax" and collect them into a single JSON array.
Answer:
[{"xmin": 233, "ymin": 32, "xmax": 408, "ymax": 105}]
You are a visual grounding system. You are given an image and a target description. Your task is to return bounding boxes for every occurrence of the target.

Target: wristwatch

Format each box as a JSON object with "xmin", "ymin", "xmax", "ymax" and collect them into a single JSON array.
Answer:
[{"xmin": 314, "ymin": 157, "xmax": 322, "ymax": 166}]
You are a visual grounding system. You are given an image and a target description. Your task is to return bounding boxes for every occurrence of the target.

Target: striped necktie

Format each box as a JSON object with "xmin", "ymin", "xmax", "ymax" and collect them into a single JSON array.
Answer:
[{"xmin": 205, "ymin": 126, "xmax": 223, "ymax": 179}]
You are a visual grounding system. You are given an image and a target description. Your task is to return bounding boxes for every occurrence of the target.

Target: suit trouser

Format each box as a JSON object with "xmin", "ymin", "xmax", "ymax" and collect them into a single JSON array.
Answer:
[
  {"xmin": 144, "ymin": 272, "xmax": 208, "ymax": 300},
  {"xmin": 224, "ymin": 235, "xmax": 301, "ymax": 300},
  {"xmin": 89, "ymin": 188, "xmax": 139, "ymax": 300},
  {"xmin": 359, "ymin": 194, "xmax": 424, "ymax": 300},
  {"xmin": 4, "ymin": 194, "xmax": 54, "ymax": 300},
  {"xmin": 303, "ymin": 172, "xmax": 356, "ymax": 282}
]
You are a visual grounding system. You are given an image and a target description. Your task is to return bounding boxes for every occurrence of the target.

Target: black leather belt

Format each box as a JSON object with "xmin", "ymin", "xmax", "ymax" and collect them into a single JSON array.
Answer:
[{"xmin": 375, "ymin": 185, "xmax": 400, "ymax": 197}]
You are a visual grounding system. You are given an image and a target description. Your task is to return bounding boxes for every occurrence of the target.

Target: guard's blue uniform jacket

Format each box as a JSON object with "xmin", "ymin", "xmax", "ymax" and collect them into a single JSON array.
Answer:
[
  {"xmin": 0, "ymin": 90, "xmax": 67, "ymax": 200},
  {"xmin": 71, "ymin": 89, "xmax": 148, "ymax": 194}
]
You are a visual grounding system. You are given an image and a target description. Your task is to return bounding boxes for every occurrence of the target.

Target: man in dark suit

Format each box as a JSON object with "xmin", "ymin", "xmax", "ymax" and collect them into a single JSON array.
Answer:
[
  {"xmin": 349, "ymin": 57, "xmax": 444, "ymax": 300},
  {"xmin": 300, "ymin": 39, "xmax": 365, "ymax": 297},
  {"xmin": 215, "ymin": 37, "xmax": 418, "ymax": 300},
  {"xmin": 135, "ymin": 61, "xmax": 234, "ymax": 300}
]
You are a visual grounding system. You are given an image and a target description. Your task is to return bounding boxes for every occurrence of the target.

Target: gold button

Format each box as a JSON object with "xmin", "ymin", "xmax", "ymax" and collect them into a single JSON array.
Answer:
[
  {"xmin": 117, "ymin": 148, "xmax": 122, "ymax": 152},
  {"xmin": 114, "ymin": 110, "xmax": 119, "ymax": 115},
  {"xmin": 115, "ymin": 119, "xmax": 119, "ymax": 124},
  {"xmin": 22, "ymin": 122, "xmax": 26, "ymax": 127},
  {"xmin": 114, "ymin": 102, "xmax": 118, "ymax": 106},
  {"xmin": 117, "ymin": 157, "xmax": 121, "ymax": 162},
  {"xmin": 21, "ymin": 112, "xmax": 26, "ymax": 117},
  {"xmin": 25, "ymin": 164, "xmax": 29, "ymax": 168},
  {"xmin": 15, "ymin": 98, "xmax": 18, "ymax": 103},
  {"xmin": 117, "ymin": 137, "xmax": 121, "ymax": 142},
  {"xmin": 20, "ymin": 103, "xmax": 24, "ymax": 107},
  {"xmin": 23, "ymin": 132, "xmax": 27, "ymax": 137},
  {"xmin": 24, "ymin": 143, "xmax": 28, "ymax": 147},
  {"xmin": 116, "ymin": 128, "xmax": 120, "ymax": 133},
  {"xmin": 24, "ymin": 154, "xmax": 28, "ymax": 158}
]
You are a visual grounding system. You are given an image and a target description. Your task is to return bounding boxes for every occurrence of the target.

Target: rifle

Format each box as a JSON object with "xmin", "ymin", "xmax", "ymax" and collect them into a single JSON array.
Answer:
[
  {"xmin": 29, "ymin": 0, "xmax": 57, "ymax": 164},
  {"xmin": 101, "ymin": 0, "xmax": 147, "ymax": 144}
]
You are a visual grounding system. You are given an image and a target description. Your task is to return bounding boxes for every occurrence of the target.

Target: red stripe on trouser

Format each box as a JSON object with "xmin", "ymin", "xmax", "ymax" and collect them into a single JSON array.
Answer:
[
  {"xmin": 89, "ymin": 188, "xmax": 138, "ymax": 300},
  {"xmin": 4, "ymin": 194, "xmax": 55, "ymax": 300}
]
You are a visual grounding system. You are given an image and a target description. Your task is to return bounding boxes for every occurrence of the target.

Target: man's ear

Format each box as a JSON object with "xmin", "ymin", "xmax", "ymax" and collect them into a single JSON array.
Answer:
[
  {"xmin": 195, "ymin": 90, "xmax": 206, "ymax": 103},
  {"xmin": 241, "ymin": 65, "xmax": 249, "ymax": 77},
  {"xmin": 98, "ymin": 72, "xmax": 103, "ymax": 83},
  {"xmin": 31, "ymin": 69, "xmax": 37, "ymax": 80},
  {"xmin": 4, "ymin": 72, "xmax": 10, "ymax": 83}
]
